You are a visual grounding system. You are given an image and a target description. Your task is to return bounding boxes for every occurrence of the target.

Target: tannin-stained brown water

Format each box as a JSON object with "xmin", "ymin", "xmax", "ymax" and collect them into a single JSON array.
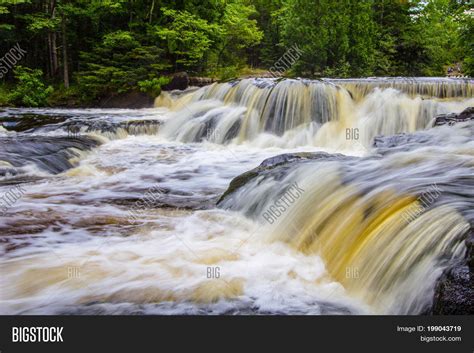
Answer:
[{"xmin": 1, "ymin": 78, "xmax": 473, "ymax": 314}]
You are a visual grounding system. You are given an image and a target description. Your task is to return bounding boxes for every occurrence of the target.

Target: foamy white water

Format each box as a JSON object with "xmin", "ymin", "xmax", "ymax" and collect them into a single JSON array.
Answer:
[{"xmin": 1, "ymin": 78, "xmax": 473, "ymax": 314}]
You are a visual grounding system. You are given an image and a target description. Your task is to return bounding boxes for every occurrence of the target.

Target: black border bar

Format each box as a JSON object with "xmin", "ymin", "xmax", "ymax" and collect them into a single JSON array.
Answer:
[{"xmin": 0, "ymin": 315, "xmax": 472, "ymax": 353}]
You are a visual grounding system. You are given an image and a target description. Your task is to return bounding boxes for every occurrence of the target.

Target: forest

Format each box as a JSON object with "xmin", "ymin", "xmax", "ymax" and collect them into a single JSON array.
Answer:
[{"xmin": 0, "ymin": 0, "xmax": 473, "ymax": 106}]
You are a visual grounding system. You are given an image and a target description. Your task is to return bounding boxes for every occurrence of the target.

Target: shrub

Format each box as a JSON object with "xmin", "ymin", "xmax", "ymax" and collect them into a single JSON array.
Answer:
[
  {"xmin": 0, "ymin": 84, "xmax": 10, "ymax": 106},
  {"xmin": 9, "ymin": 66, "xmax": 53, "ymax": 107},
  {"xmin": 137, "ymin": 77, "xmax": 170, "ymax": 97}
]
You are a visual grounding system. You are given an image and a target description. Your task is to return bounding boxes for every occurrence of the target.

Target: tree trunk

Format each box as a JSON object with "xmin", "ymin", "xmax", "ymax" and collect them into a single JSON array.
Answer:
[
  {"xmin": 61, "ymin": 11, "xmax": 69, "ymax": 88},
  {"xmin": 149, "ymin": 0, "xmax": 155, "ymax": 24},
  {"xmin": 49, "ymin": 0, "xmax": 58, "ymax": 77},
  {"xmin": 47, "ymin": 34, "xmax": 53, "ymax": 78},
  {"xmin": 52, "ymin": 32, "xmax": 58, "ymax": 75}
]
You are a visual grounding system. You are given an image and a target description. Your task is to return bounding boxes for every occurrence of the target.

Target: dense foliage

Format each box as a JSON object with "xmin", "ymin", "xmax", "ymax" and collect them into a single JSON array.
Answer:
[
  {"xmin": 0, "ymin": 0, "xmax": 472, "ymax": 106},
  {"xmin": 7, "ymin": 66, "xmax": 53, "ymax": 106}
]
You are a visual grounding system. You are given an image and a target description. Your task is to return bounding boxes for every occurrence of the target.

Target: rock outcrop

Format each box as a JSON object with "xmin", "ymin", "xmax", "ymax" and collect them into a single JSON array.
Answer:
[
  {"xmin": 432, "ymin": 230, "xmax": 474, "ymax": 315},
  {"xmin": 98, "ymin": 91, "xmax": 155, "ymax": 108},
  {"xmin": 433, "ymin": 106, "xmax": 474, "ymax": 127},
  {"xmin": 162, "ymin": 72, "xmax": 190, "ymax": 91},
  {"xmin": 216, "ymin": 152, "xmax": 351, "ymax": 205},
  {"xmin": 189, "ymin": 77, "xmax": 216, "ymax": 87}
]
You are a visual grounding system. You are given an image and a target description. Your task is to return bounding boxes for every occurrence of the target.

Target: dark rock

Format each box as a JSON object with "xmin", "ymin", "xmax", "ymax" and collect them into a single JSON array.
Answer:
[
  {"xmin": 432, "ymin": 230, "xmax": 474, "ymax": 315},
  {"xmin": 162, "ymin": 72, "xmax": 189, "ymax": 91},
  {"xmin": 433, "ymin": 107, "xmax": 474, "ymax": 127},
  {"xmin": 373, "ymin": 119, "xmax": 473, "ymax": 156},
  {"xmin": 0, "ymin": 114, "xmax": 69, "ymax": 132},
  {"xmin": 0, "ymin": 135, "xmax": 102, "ymax": 174},
  {"xmin": 98, "ymin": 90, "xmax": 155, "ymax": 108},
  {"xmin": 217, "ymin": 152, "xmax": 351, "ymax": 205},
  {"xmin": 466, "ymin": 231, "xmax": 474, "ymax": 269},
  {"xmin": 118, "ymin": 120, "xmax": 162, "ymax": 135},
  {"xmin": 432, "ymin": 266, "xmax": 473, "ymax": 315},
  {"xmin": 189, "ymin": 77, "xmax": 216, "ymax": 87},
  {"xmin": 2, "ymin": 110, "xmax": 163, "ymax": 137},
  {"xmin": 259, "ymin": 151, "xmax": 348, "ymax": 168},
  {"xmin": 216, "ymin": 169, "xmax": 260, "ymax": 206}
]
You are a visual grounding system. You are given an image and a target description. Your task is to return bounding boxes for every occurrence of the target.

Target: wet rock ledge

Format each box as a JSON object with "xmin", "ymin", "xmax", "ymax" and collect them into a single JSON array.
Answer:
[
  {"xmin": 431, "ymin": 230, "xmax": 474, "ymax": 315},
  {"xmin": 433, "ymin": 106, "xmax": 474, "ymax": 126}
]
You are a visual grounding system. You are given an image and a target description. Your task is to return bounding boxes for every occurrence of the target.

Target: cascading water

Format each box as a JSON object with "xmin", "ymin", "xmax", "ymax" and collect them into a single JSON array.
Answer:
[
  {"xmin": 158, "ymin": 77, "xmax": 474, "ymax": 149},
  {"xmin": 217, "ymin": 122, "xmax": 474, "ymax": 314},
  {"xmin": 1, "ymin": 78, "xmax": 473, "ymax": 315},
  {"xmin": 327, "ymin": 77, "xmax": 474, "ymax": 99}
]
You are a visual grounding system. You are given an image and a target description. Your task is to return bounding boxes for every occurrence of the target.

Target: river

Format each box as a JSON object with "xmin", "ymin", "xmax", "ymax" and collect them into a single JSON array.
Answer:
[{"xmin": 1, "ymin": 77, "xmax": 473, "ymax": 314}]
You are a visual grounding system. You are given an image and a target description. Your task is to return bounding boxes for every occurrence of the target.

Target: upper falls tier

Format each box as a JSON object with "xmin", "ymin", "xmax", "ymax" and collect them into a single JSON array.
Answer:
[
  {"xmin": 157, "ymin": 77, "xmax": 474, "ymax": 148},
  {"xmin": 324, "ymin": 77, "xmax": 473, "ymax": 99}
]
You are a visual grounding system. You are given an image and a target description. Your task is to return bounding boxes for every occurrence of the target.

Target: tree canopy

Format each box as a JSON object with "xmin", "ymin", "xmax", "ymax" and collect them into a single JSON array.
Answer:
[{"xmin": 0, "ymin": 0, "xmax": 472, "ymax": 105}]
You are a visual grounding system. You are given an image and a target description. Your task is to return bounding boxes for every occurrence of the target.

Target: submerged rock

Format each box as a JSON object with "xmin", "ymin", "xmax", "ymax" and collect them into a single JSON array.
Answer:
[
  {"xmin": 0, "ymin": 135, "xmax": 102, "ymax": 174},
  {"xmin": 433, "ymin": 106, "xmax": 474, "ymax": 127},
  {"xmin": 0, "ymin": 113, "xmax": 69, "ymax": 132},
  {"xmin": 373, "ymin": 118, "xmax": 473, "ymax": 156},
  {"xmin": 216, "ymin": 152, "xmax": 351, "ymax": 205}
]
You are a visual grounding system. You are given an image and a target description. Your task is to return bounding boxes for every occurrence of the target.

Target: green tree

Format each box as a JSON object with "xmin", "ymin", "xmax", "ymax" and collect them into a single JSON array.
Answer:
[
  {"xmin": 77, "ymin": 30, "xmax": 169, "ymax": 100},
  {"xmin": 1, "ymin": 0, "xmax": 473, "ymax": 107},
  {"xmin": 279, "ymin": 0, "xmax": 377, "ymax": 77},
  {"xmin": 347, "ymin": 1, "xmax": 377, "ymax": 76},
  {"xmin": 252, "ymin": 0, "xmax": 284, "ymax": 67},
  {"xmin": 373, "ymin": 0, "xmax": 426, "ymax": 75},
  {"xmin": 154, "ymin": 8, "xmax": 220, "ymax": 70},
  {"xmin": 414, "ymin": 0, "xmax": 462, "ymax": 75},
  {"xmin": 459, "ymin": 10, "xmax": 474, "ymax": 76},
  {"xmin": 213, "ymin": 1, "xmax": 263, "ymax": 69},
  {"xmin": 9, "ymin": 66, "xmax": 53, "ymax": 106}
]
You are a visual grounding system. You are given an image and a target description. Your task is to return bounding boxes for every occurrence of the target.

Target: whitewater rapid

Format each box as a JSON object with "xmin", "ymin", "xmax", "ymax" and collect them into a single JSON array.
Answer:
[
  {"xmin": 1, "ymin": 78, "xmax": 473, "ymax": 315},
  {"xmin": 1, "ymin": 128, "xmax": 363, "ymax": 314}
]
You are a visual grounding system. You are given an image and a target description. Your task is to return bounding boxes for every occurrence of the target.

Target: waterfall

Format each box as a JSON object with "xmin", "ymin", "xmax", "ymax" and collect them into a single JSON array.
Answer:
[
  {"xmin": 216, "ymin": 121, "xmax": 474, "ymax": 314},
  {"xmin": 157, "ymin": 78, "xmax": 474, "ymax": 149},
  {"xmin": 327, "ymin": 77, "xmax": 474, "ymax": 99},
  {"xmin": 1, "ymin": 79, "xmax": 472, "ymax": 315}
]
